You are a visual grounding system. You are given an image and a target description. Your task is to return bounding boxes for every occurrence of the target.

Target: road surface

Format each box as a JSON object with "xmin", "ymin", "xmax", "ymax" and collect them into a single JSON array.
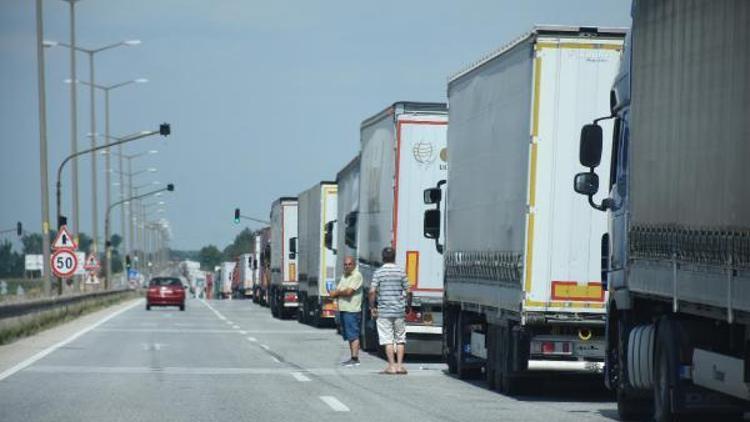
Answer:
[{"xmin": 0, "ymin": 298, "xmax": 618, "ymax": 421}]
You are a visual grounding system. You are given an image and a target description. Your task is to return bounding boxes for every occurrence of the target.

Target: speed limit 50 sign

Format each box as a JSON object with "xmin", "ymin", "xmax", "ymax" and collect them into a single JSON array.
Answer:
[{"xmin": 51, "ymin": 249, "xmax": 78, "ymax": 278}]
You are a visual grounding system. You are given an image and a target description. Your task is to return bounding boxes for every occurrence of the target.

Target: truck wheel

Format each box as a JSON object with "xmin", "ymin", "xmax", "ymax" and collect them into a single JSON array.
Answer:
[
  {"xmin": 653, "ymin": 318, "xmax": 680, "ymax": 422},
  {"xmin": 360, "ymin": 302, "xmax": 375, "ymax": 352},
  {"xmin": 456, "ymin": 311, "xmax": 481, "ymax": 379},
  {"xmin": 312, "ymin": 301, "xmax": 322, "ymax": 328},
  {"xmin": 498, "ymin": 324, "xmax": 526, "ymax": 395},
  {"xmin": 297, "ymin": 293, "xmax": 305, "ymax": 323}
]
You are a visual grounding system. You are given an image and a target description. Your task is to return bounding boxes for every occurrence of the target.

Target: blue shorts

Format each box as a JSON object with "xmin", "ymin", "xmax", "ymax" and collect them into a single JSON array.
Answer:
[{"xmin": 340, "ymin": 311, "xmax": 361, "ymax": 342}]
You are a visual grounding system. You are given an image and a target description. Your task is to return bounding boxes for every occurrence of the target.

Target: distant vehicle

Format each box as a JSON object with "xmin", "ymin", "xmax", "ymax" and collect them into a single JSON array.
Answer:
[
  {"xmin": 146, "ymin": 277, "xmax": 186, "ymax": 311},
  {"xmin": 426, "ymin": 26, "xmax": 624, "ymax": 389},
  {"xmin": 255, "ymin": 227, "xmax": 271, "ymax": 306},
  {"xmin": 269, "ymin": 197, "xmax": 299, "ymax": 318},
  {"xmin": 297, "ymin": 181, "xmax": 338, "ymax": 326},
  {"xmin": 358, "ymin": 101, "xmax": 448, "ymax": 355},
  {"xmin": 574, "ymin": 2, "xmax": 750, "ymax": 419},
  {"xmin": 217, "ymin": 262, "xmax": 236, "ymax": 299}
]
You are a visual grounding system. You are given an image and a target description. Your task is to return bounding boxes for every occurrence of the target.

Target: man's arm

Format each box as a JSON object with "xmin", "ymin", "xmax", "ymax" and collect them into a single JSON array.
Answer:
[
  {"xmin": 368, "ymin": 287, "xmax": 377, "ymax": 316},
  {"xmin": 403, "ymin": 272, "xmax": 412, "ymax": 308}
]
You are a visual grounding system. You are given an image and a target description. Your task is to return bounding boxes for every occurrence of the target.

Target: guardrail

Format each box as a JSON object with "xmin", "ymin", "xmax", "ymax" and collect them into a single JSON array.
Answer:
[{"xmin": 0, "ymin": 288, "xmax": 139, "ymax": 345}]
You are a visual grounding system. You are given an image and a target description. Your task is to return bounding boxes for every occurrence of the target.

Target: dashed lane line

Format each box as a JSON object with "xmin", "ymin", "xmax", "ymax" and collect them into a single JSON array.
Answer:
[
  {"xmin": 291, "ymin": 372, "xmax": 311, "ymax": 382},
  {"xmin": 320, "ymin": 396, "xmax": 350, "ymax": 412}
]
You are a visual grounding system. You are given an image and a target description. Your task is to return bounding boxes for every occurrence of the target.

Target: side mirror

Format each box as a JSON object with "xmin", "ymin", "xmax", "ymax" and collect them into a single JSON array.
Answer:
[
  {"xmin": 424, "ymin": 188, "xmax": 441, "ymax": 205},
  {"xmin": 423, "ymin": 209, "xmax": 441, "ymax": 239},
  {"xmin": 579, "ymin": 124, "xmax": 603, "ymax": 168},
  {"xmin": 574, "ymin": 172, "xmax": 600, "ymax": 196},
  {"xmin": 288, "ymin": 237, "xmax": 297, "ymax": 259}
]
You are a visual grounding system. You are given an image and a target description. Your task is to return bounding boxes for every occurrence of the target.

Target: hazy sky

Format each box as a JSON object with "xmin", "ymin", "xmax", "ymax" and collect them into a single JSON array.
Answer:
[{"xmin": 1, "ymin": 0, "xmax": 631, "ymax": 251}]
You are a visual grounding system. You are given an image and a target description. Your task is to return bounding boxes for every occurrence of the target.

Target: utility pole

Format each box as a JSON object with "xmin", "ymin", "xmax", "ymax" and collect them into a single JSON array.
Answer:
[{"xmin": 35, "ymin": 0, "xmax": 51, "ymax": 296}]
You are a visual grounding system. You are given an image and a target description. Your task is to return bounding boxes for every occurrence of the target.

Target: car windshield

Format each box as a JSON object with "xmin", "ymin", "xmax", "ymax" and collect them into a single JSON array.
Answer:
[{"xmin": 149, "ymin": 277, "xmax": 182, "ymax": 287}]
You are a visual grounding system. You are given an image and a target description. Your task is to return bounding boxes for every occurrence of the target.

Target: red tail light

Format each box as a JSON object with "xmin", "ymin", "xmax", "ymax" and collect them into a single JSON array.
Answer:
[
  {"xmin": 283, "ymin": 293, "xmax": 297, "ymax": 303},
  {"xmin": 542, "ymin": 342, "xmax": 555, "ymax": 354}
]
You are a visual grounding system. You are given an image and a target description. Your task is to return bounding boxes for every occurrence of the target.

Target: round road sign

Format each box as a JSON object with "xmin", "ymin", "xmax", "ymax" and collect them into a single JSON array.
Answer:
[{"xmin": 51, "ymin": 249, "xmax": 78, "ymax": 278}]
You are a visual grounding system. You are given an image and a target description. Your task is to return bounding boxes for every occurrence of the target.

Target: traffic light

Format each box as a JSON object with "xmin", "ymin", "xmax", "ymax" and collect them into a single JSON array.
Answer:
[
  {"xmin": 16, "ymin": 221, "xmax": 22, "ymax": 237},
  {"xmin": 234, "ymin": 208, "xmax": 240, "ymax": 224},
  {"xmin": 58, "ymin": 215, "xmax": 67, "ymax": 228},
  {"xmin": 167, "ymin": 183, "xmax": 175, "ymax": 191},
  {"xmin": 125, "ymin": 254, "xmax": 131, "ymax": 270},
  {"xmin": 159, "ymin": 123, "xmax": 171, "ymax": 136}
]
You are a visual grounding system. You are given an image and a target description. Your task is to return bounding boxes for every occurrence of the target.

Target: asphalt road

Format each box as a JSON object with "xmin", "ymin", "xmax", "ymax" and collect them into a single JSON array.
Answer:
[{"xmin": 0, "ymin": 298, "xmax": 619, "ymax": 422}]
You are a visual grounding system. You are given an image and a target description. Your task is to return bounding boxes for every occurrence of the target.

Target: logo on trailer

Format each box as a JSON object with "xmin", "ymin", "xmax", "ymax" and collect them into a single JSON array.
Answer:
[{"xmin": 412, "ymin": 140, "xmax": 436, "ymax": 165}]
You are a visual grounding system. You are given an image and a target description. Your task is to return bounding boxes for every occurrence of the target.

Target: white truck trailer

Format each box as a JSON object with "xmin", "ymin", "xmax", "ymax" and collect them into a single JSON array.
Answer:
[
  {"xmin": 335, "ymin": 155, "xmax": 361, "ymax": 283},
  {"xmin": 574, "ymin": 1, "xmax": 750, "ymax": 419},
  {"xmin": 237, "ymin": 253, "xmax": 254, "ymax": 298},
  {"xmin": 423, "ymin": 26, "xmax": 625, "ymax": 389},
  {"xmin": 269, "ymin": 197, "xmax": 299, "ymax": 319},
  {"xmin": 218, "ymin": 261, "xmax": 236, "ymax": 299},
  {"xmin": 297, "ymin": 182, "xmax": 338, "ymax": 326},
  {"xmin": 358, "ymin": 101, "xmax": 448, "ymax": 355}
]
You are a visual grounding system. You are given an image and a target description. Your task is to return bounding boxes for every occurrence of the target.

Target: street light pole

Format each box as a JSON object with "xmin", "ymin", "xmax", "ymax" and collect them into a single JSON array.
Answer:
[
  {"xmin": 105, "ymin": 184, "xmax": 174, "ymax": 289},
  {"xmin": 87, "ymin": 50, "xmax": 98, "ymax": 254},
  {"xmin": 35, "ymin": 0, "xmax": 52, "ymax": 296},
  {"xmin": 64, "ymin": 0, "xmax": 80, "ymax": 239}
]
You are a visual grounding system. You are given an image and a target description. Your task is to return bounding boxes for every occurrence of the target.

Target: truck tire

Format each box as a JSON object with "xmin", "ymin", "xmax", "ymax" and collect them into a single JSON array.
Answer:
[
  {"xmin": 653, "ymin": 318, "xmax": 681, "ymax": 422},
  {"xmin": 614, "ymin": 315, "xmax": 653, "ymax": 421},
  {"xmin": 457, "ymin": 311, "xmax": 481, "ymax": 380},
  {"xmin": 360, "ymin": 301, "xmax": 377, "ymax": 352},
  {"xmin": 312, "ymin": 301, "xmax": 322, "ymax": 328},
  {"xmin": 297, "ymin": 294, "xmax": 305, "ymax": 323},
  {"xmin": 498, "ymin": 324, "xmax": 526, "ymax": 396}
]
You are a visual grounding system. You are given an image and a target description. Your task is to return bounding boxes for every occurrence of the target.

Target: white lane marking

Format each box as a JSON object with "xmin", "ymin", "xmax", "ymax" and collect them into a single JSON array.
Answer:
[
  {"xmin": 271, "ymin": 357, "xmax": 281, "ymax": 363},
  {"xmin": 24, "ymin": 366, "xmax": 446, "ymax": 376},
  {"xmin": 320, "ymin": 396, "xmax": 350, "ymax": 412},
  {"xmin": 291, "ymin": 372, "xmax": 311, "ymax": 382},
  {"xmin": 247, "ymin": 337, "xmax": 257, "ymax": 342},
  {"xmin": 200, "ymin": 299, "xmax": 227, "ymax": 321},
  {"xmin": 0, "ymin": 299, "xmax": 143, "ymax": 382},
  {"xmin": 232, "ymin": 325, "xmax": 240, "ymax": 330},
  {"xmin": 260, "ymin": 344, "xmax": 270, "ymax": 350},
  {"xmin": 239, "ymin": 330, "xmax": 247, "ymax": 335}
]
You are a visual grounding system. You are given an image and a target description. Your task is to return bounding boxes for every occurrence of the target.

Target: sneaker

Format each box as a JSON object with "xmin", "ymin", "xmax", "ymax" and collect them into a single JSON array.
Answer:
[{"xmin": 341, "ymin": 358, "xmax": 360, "ymax": 367}]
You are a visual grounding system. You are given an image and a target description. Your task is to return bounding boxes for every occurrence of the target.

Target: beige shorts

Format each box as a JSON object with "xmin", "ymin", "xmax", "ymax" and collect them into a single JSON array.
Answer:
[{"xmin": 376, "ymin": 317, "xmax": 406, "ymax": 345}]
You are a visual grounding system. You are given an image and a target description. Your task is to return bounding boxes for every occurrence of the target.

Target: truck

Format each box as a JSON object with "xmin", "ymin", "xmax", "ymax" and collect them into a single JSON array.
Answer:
[
  {"xmin": 236, "ymin": 253, "xmax": 254, "ymax": 299},
  {"xmin": 217, "ymin": 261, "xmax": 236, "ymax": 299},
  {"xmin": 423, "ymin": 26, "xmax": 625, "ymax": 389},
  {"xmin": 358, "ymin": 101, "xmax": 448, "ymax": 355},
  {"xmin": 269, "ymin": 197, "xmax": 299, "ymax": 318},
  {"xmin": 255, "ymin": 227, "xmax": 271, "ymax": 306},
  {"xmin": 335, "ymin": 155, "xmax": 360, "ymax": 287},
  {"xmin": 573, "ymin": 2, "xmax": 750, "ymax": 420},
  {"xmin": 297, "ymin": 182, "xmax": 338, "ymax": 326}
]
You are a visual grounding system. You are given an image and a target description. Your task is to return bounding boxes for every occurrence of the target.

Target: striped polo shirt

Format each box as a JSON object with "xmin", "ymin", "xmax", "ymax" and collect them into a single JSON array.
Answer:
[{"xmin": 371, "ymin": 263, "xmax": 410, "ymax": 318}]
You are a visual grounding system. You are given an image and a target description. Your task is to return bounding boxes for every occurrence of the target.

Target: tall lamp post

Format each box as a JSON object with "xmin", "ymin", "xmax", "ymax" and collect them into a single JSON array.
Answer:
[
  {"xmin": 35, "ymin": 0, "xmax": 52, "ymax": 295},
  {"xmin": 105, "ymin": 184, "xmax": 174, "ymax": 289},
  {"xmin": 78, "ymin": 78, "xmax": 148, "ymax": 251},
  {"xmin": 108, "ymin": 149, "xmax": 157, "ymax": 255},
  {"xmin": 46, "ymin": 38, "xmax": 141, "ymax": 254}
]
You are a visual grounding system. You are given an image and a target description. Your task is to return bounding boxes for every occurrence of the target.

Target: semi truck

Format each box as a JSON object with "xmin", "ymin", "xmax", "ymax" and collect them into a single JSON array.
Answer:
[
  {"xmin": 256, "ymin": 227, "xmax": 271, "ymax": 306},
  {"xmin": 237, "ymin": 253, "xmax": 254, "ymax": 299},
  {"xmin": 423, "ymin": 26, "xmax": 625, "ymax": 390},
  {"xmin": 269, "ymin": 197, "xmax": 299, "ymax": 319},
  {"xmin": 573, "ymin": 2, "xmax": 750, "ymax": 420},
  {"xmin": 336, "ymin": 155, "xmax": 360, "ymax": 285},
  {"xmin": 217, "ymin": 261, "xmax": 236, "ymax": 299},
  {"xmin": 250, "ymin": 231, "xmax": 263, "ymax": 304},
  {"xmin": 358, "ymin": 101, "xmax": 448, "ymax": 355},
  {"xmin": 297, "ymin": 182, "xmax": 338, "ymax": 326}
]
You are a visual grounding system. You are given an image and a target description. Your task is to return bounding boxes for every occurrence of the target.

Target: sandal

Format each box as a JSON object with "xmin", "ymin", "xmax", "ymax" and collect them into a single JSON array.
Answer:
[{"xmin": 397, "ymin": 368, "xmax": 408, "ymax": 375}]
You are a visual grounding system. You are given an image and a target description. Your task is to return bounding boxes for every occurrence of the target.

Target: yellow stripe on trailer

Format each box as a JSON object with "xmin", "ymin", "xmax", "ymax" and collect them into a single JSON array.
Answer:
[
  {"xmin": 525, "ymin": 299, "xmax": 606, "ymax": 310},
  {"xmin": 535, "ymin": 42, "xmax": 622, "ymax": 52},
  {"xmin": 524, "ymin": 56, "xmax": 543, "ymax": 295}
]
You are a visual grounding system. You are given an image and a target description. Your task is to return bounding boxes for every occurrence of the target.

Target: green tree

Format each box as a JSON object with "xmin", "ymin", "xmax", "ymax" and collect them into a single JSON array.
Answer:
[
  {"xmin": 199, "ymin": 245, "xmax": 223, "ymax": 271},
  {"xmin": 22, "ymin": 233, "xmax": 43, "ymax": 254},
  {"xmin": 0, "ymin": 240, "xmax": 23, "ymax": 277},
  {"xmin": 109, "ymin": 234, "xmax": 123, "ymax": 249},
  {"xmin": 223, "ymin": 227, "xmax": 255, "ymax": 259},
  {"xmin": 77, "ymin": 232, "xmax": 93, "ymax": 253}
]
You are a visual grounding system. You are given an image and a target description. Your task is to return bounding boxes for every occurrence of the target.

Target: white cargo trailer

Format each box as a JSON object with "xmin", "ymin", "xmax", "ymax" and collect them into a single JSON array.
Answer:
[
  {"xmin": 269, "ymin": 197, "xmax": 299, "ymax": 319},
  {"xmin": 574, "ymin": 1, "xmax": 750, "ymax": 419},
  {"xmin": 297, "ymin": 182, "xmax": 338, "ymax": 326},
  {"xmin": 237, "ymin": 253, "xmax": 254, "ymax": 298},
  {"xmin": 251, "ymin": 232, "xmax": 262, "ymax": 303},
  {"xmin": 359, "ymin": 102, "xmax": 448, "ymax": 355},
  {"xmin": 218, "ymin": 261, "xmax": 236, "ymax": 299},
  {"xmin": 335, "ymin": 156, "xmax": 360, "ymax": 284},
  {"xmin": 425, "ymin": 26, "xmax": 625, "ymax": 389}
]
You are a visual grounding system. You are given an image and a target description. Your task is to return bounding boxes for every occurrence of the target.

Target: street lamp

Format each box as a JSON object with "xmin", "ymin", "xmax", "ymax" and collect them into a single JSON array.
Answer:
[
  {"xmin": 49, "ymin": 38, "xmax": 141, "ymax": 254},
  {"xmin": 76, "ymin": 79, "xmax": 148, "ymax": 256},
  {"xmin": 105, "ymin": 183, "xmax": 174, "ymax": 289}
]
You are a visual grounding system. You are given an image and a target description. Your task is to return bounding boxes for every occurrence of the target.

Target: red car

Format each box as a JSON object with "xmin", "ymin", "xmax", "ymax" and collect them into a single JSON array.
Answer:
[{"xmin": 146, "ymin": 277, "xmax": 186, "ymax": 311}]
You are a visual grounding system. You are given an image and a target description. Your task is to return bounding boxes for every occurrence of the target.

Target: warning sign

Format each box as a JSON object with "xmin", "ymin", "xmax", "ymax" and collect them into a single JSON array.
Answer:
[
  {"xmin": 83, "ymin": 254, "xmax": 100, "ymax": 271},
  {"xmin": 52, "ymin": 226, "xmax": 77, "ymax": 250}
]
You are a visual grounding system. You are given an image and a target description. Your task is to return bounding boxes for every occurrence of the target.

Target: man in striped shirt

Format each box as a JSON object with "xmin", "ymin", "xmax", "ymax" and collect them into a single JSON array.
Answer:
[{"xmin": 368, "ymin": 247, "xmax": 412, "ymax": 375}]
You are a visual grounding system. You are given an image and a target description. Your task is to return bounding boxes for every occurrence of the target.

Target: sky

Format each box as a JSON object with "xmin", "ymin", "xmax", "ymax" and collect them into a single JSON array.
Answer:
[{"xmin": 0, "ymin": 0, "xmax": 632, "ymax": 251}]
